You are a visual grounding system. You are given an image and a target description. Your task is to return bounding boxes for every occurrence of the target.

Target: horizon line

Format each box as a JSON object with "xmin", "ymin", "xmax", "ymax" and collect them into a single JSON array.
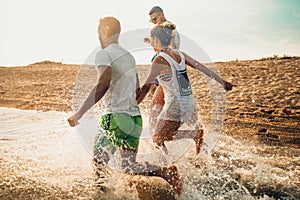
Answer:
[{"xmin": 1, "ymin": 54, "xmax": 299, "ymax": 67}]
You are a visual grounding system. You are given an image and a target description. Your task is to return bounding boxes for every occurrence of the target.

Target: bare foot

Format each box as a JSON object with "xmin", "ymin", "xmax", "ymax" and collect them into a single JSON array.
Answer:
[
  {"xmin": 194, "ymin": 129, "xmax": 204, "ymax": 154},
  {"xmin": 164, "ymin": 165, "xmax": 182, "ymax": 195}
]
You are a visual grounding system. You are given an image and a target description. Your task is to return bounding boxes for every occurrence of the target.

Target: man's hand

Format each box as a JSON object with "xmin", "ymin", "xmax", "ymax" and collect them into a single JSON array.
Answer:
[
  {"xmin": 67, "ymin": 113, "xmax": 81, "ymax": 127},
  {"xmin": 143, "ymin": 37, "xmax": 150, "ymax": 44},
  {"xmin": 223, "ymin": 80, "xmax": 233, "ymax": 91}
]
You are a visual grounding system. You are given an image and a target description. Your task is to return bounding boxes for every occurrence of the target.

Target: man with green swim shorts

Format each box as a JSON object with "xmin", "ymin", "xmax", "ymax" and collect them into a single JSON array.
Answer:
[
  {"xmin": 68, "ymin": 16, "xmax": 182, "ymax": 195},
  {"xmin": 98, "ymin": 113, "xmax": 142, "ymax": 153},
  {"xmin": 68, "ymin": 16, "xmax": 142, "ymax": 171}
]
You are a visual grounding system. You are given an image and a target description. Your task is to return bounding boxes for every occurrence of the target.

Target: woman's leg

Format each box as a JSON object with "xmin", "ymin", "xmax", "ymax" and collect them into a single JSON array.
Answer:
[
  {"xmin": 152, "ymin": 113, "xmax": 204, "ymax": 154},
  {"xmin": 153, "ymin": 119, "xmax": 182, "ymax": 147}
]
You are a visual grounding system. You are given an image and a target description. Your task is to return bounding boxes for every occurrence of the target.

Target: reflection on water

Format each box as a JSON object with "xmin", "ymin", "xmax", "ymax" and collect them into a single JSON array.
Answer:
[{"xmin": 0, "ymin": 108, "xmax": 299, "ymax": 199}]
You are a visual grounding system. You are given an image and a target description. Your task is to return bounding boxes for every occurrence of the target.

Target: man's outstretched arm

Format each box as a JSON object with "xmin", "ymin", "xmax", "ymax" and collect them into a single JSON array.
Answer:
[{"xmin": 68, "ymin": 66, "xmax": 111, "ymax": 126}]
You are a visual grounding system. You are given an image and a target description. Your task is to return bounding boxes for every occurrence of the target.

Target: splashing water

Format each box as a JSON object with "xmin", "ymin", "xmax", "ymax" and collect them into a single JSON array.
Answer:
[{"xmin": 1, "ymin": 107, "xmax": 299, "ymax": 199}]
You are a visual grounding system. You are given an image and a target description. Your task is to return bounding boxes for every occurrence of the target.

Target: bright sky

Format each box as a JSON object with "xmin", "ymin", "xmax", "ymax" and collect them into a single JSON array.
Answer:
[{"xmin": 1, "ymin": 0, "xmax": 299, "ymax": 66}]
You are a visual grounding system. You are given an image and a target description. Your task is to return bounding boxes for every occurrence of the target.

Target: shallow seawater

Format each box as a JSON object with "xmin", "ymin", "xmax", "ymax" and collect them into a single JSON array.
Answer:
[{"xmin": 0, "ymin": 107, "xmax": 299, "ymax": 199}]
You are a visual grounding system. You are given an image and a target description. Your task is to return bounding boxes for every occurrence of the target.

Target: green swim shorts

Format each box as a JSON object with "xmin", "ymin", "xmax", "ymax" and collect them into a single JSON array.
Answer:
[{"xmin": 95, "ymin": 113, "xmax": 143, "ymax": 154}]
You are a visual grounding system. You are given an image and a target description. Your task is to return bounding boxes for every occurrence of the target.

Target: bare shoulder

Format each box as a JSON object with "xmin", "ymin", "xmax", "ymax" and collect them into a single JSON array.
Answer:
[{"xmin": 153, "ymin": 55, "xmax": 169, "ymax": 66}]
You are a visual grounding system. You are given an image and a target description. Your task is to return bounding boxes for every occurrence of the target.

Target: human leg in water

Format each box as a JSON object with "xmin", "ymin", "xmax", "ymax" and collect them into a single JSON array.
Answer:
[
  {"xmin": 120, "ymin": 148, "xmax": 182, "ymax": 195},
  {"xmin": 151, "ymin": 92, "xmax": 204, "ymax": 154}
]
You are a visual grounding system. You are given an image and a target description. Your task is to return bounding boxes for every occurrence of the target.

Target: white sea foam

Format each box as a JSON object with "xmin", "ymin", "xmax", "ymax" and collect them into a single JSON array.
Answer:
[{"xmin": 0, "ymin": 107, "xmax": 299, "ymax": 199}]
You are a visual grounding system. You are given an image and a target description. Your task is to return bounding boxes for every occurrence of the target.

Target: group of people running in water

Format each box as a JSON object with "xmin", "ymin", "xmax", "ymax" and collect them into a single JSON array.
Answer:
[{"xmin": 68, "ymin": 6, "xmax": 233, "ymax": 196}]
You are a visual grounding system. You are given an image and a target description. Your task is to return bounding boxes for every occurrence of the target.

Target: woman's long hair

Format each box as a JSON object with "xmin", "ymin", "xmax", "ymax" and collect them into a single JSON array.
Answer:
[{"xmin": 150, "ymin": 24, "xmax": 176, "ymax": 49}]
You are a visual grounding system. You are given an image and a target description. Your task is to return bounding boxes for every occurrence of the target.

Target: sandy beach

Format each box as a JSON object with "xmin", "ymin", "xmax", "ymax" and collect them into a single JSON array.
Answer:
[
  {"xmin": 0, "ymin": 57, "xmax": 299, "ymax": 199},
  {"xmin": 1, "ymin": 57, "xmax": 299, "ymax": 146}
]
